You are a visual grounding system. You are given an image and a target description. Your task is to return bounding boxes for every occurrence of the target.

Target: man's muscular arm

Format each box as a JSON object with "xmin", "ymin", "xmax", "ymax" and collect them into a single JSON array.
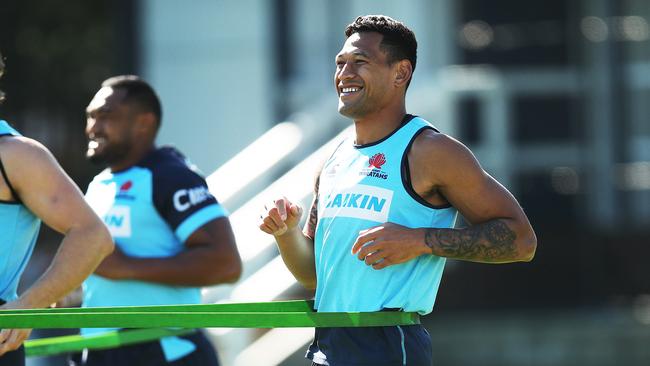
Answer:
[
  {"xmin": 353, "ymin": 131, "xmax": 536, "ymax": 268},
  {"xmin": 0, "ymin": 137, "xmax": 113, "ymax": 356},
  {"xmin": 93, "ymin": 217, "xmax": 242, "ymax": 286},
  {"xmin": 4, "ymin": 137, "xmax": 114, "ymax": 306},
  {"xmin": 425, "ymin": 219, "xmax": 518, "ymax": 263},
  {"xmin": 422, "ymin": 132, "xmax": 536, "ymax": 263}
]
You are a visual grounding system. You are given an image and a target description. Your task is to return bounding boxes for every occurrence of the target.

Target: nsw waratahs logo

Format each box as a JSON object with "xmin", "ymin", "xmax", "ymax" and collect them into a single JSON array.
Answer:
[
  {"xmin": 116, "ymin": 180, "xmax": 135, "ymax": 200},
  {"xmin": 360, "ymin": 153, "xmax": 388, "ymax": 180},
  {"xmin": 120, "ymin": 181, "xmax": 133, "ymax": 192},
  {"xmin": 368, "ymin": 153, "xmax": 386, "ymax": 169}
]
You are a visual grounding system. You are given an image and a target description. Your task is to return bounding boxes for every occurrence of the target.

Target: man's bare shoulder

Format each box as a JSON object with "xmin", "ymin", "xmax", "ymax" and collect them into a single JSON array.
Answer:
[
  {"xmin": 409, "ymin": 128, "xmax": 484, "ymax": 186},
  {"xmin": 0, "ymin": 135, "xmax": 61, "ymax": 188},
  {"xmin": 0, "ymin": 135, "xmax": 52, "ymax": 161},
  {"xmin": 411, "ymin": 129, "xmax": 476, "ymax": 162}
]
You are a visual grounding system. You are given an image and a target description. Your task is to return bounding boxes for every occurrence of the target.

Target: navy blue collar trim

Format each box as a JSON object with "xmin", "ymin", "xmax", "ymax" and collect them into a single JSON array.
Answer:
[{"xmin": 353, "ymin": 114, "xmax": 416, "ymax": 149}]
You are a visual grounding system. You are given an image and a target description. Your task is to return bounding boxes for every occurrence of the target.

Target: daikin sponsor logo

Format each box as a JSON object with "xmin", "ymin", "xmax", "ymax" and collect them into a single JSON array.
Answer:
[
  {"xmin": 104, "ymin": 205, "xmax": 132, "ymax": 237},
  {"xmin": 321, "ymin": 184, "xmax": 393, "ymax": 222}
]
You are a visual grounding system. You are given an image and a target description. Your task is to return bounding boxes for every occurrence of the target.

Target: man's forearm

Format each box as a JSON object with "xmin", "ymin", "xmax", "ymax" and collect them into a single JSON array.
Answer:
[
  {"xmin": 17, "ymin": 222, "xmax": 113, "ymax": 308},
  {"xmin": 424, "ymin": 219, "xmax": 535, "ymax": 263},
  {"xmin": 99, "ymin": 246, "xmax": 242, "ymax": 286},
  {"xmin": 275, "ymin": 227, "xmax": 317, "ymax": 290}
]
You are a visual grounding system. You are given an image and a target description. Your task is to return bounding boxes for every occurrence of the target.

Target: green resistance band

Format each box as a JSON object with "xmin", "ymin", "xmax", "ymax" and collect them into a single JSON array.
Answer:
[
  {"xmin": 2, "ymin": 301, "xmax": 419, "ymax": 357},
  {"xmin": 0, "ymin": 300, "xmax": 419, "ymax": 329},
  {"xmin": 25, "ymin": 328, "xmax": 194, "ymax": 357}
]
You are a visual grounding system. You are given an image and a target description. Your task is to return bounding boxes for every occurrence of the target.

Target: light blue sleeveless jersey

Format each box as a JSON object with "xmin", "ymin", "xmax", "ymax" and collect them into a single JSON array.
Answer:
[
  {"xmin": 314, "ymin": 115, "xmax": 457, "ymax": 315},
  {"xmin": 83, "ymin": 147, "xmax": 227, "ymax": 361},
  {"xmin": 0, "ymin": 120, "xmax": 41, "ymax": 302}
]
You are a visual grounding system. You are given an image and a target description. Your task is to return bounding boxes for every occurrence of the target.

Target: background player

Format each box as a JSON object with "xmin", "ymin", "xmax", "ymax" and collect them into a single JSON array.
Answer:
[{"xmin": 73, "ymin": 75, "xmax": 242, "ymax": 366}]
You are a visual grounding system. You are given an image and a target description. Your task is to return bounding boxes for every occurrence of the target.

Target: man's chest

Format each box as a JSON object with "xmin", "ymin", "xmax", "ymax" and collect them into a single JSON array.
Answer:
[
  {"xmin": 86, "ymin": 174, "xmax": 157, "ymax": 239},
  {"xmin": 318, "ymin": 151, "xmax": 398, "ymax": 223}
]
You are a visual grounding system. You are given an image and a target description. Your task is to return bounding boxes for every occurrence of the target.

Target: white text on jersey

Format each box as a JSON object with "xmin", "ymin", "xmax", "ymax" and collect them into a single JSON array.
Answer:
[{"xmin": 173, "ymin": 186, "xmax": 211, "ymax": 212}]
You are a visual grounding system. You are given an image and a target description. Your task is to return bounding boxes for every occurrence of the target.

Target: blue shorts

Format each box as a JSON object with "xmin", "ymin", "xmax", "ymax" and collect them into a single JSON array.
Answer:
[
  {"xmin": 306, "ymin": 325, "xmax": 432, "ymax": 366},
  {"xmin": 68, "ymin": 331, "xmax": 219, "ymax": 366},
  {"xmin": 0, "ymin": 299, "xmax": 25, "ymax": 366},
  {"xmin": 0, "ymin": 346, "xmax": 24, "ymax": 366}
]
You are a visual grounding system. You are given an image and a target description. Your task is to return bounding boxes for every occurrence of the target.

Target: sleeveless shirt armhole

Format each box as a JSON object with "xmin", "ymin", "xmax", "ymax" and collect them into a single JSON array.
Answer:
[
  {"xmin": 400, "ymin": 127, "xmax": 452, "ymax": 209},
  {"xmin": 0, "ymin": 153, "xmax": 21, "ymax": 204}
]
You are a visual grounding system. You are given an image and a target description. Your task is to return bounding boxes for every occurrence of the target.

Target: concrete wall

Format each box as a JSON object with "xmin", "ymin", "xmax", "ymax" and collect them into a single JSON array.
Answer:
[
  {"xmin": 140, "ymin": 0, "xmax": 274, "ymax": 173},
  {"xmin": 138, "ymin": 0, "xmax": 457, "ymax": 174}
]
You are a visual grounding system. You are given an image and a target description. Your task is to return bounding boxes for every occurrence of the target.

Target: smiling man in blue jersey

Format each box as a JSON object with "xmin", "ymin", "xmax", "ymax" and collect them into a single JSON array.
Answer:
[
  {"xmin": 71, "ymin": 75, "xmax": 242, "ymax": 366},
  {"xmin": 260, "ymin": 15, "xmax": 538, "ymax": 365},
  {"xmin": 0, "ymin": 52, "xmax": 114, "ymax": 366}
]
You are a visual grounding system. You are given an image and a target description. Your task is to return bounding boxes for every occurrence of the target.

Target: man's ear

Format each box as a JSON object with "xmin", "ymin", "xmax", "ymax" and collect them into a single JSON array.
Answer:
[
  {"xmin": 134, "ymin": 112, "xmax": 157, "ymax": 134},
  {"xmin": 394, "ymin": 60, "xmax": 413, "ymax": 88}
]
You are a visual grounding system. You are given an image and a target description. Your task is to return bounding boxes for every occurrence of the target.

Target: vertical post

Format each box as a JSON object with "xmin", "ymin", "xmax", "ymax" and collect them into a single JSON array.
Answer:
[{"xmin": 580, "ymin": 0, "xmax": 619, "ymax": 230}]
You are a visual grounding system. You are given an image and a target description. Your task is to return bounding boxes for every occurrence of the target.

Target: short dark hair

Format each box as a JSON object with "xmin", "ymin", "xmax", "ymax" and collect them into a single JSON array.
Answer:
[
  {"xmin": 101, "ymin": 75, "xmax": 162, "ymax": 128},
  {"xmin": 345, "ymin": 15, "xmax": 417, "ymax": 84}
]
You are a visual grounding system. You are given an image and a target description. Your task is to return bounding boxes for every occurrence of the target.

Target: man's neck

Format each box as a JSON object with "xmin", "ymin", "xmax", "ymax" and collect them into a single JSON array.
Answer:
[
  {"xmin": 109, "ymin": 144, "xmax": 156, "ymax": 173},
  {"xmin": 352, "ymin": 106, "xmax": 407, "ymax": 146}
]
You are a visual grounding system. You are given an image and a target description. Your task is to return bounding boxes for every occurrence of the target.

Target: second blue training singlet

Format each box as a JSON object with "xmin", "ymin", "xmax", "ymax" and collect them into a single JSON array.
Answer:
[
  {"xmin": 314, "ymin": 115, "xmax": 458, "ymax": 315},
  {"xmin": 82, "ymin": 147, "xmax": 227, "ymax": 362},
  {"xmin": 0, "ymin": 120, "xmax": 41, "ymax": 302}
]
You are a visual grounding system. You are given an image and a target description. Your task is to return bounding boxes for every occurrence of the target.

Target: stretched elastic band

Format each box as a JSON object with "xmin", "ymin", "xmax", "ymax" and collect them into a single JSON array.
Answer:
[
  {"xmin": 0, "ymin": 300, "xmax": 419, "ymax": 329},
  {"xmin": 25, "ymin": 328, "xmax": 194, "ymax": 357},
  {"xmin": 10, "ymin": 300, "xmax": 420, "ymax": 357}
]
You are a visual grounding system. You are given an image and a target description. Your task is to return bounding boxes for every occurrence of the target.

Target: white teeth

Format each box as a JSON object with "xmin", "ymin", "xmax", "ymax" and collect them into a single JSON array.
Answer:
[
  {"xmin": 88, "ymin": 138, "xmax": 105, "ymax": 149},
  {"xmin": 342, "ymin": 87, "xmax": 360, "ymax": 93}
]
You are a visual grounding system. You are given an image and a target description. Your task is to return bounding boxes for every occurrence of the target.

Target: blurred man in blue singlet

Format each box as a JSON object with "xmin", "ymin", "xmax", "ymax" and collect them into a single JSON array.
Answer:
[
  {"xmin": 0, "ymin": 52, "xmax": 114, "ymax": 366},
  {"xmin": 260, "ymin": 15, "xmax": 537, "ymax": 365},
  {"xmin": 70, "ymin": 75, "xmax": 242, "ymax": 366}
]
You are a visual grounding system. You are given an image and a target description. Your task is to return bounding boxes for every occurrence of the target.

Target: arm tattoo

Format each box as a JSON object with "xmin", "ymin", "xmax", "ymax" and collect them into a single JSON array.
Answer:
[
  {"xmin": 305, "ymin": 197, "xmax": 318, "ymax": 239},
  {"xmin": 425, "ymin": 220, "xmax": 517, "ymax": 262},
  {"xmin": 304, "ymin": 175, "xmax": 320, "ymax": 239}
]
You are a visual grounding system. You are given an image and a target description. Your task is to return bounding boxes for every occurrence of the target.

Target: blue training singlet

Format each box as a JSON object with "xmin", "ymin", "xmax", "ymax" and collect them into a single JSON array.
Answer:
[
  {"xmin": 82, "ymin": 147, "xmax": 227, "ymax": 361},
  {"xmin": 0, "ymin": 120, "xmax": 41, "ymax": 302},
  {"xmin": 314, "ymin": 115, "xmax": 457, "ymax": 315}
]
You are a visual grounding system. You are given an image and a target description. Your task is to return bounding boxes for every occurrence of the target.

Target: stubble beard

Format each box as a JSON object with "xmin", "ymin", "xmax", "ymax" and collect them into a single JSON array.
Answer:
[
  {"xmin": 86, "ymin": 141, "xmax": 132, "ymax": 167},
  {"xmin": 338, "ymin": 96, "xmax": 373, "ymax": 119}
]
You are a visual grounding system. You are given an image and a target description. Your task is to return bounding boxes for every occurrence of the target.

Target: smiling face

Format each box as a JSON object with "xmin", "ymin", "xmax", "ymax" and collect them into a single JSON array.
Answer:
[
  {"xmin": 85, "ymin": 87, "xmax": 138, "ymax": 167},
  {"xmin": 334, "ymin": 32, "xmax": 400, "ymax": 119}
]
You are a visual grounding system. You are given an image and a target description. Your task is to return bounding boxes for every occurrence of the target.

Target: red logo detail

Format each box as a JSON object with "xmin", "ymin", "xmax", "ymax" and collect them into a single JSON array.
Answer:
[
  {"xmin": 119, "ymin": 181, "xmax": 133, "ymax": 192},
  {"xmin": 368, "ymin": 153, "xmax": 386, "ymax": 169}
]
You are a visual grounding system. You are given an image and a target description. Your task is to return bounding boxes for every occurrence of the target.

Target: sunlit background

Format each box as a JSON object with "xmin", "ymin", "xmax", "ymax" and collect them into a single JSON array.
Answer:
[{"xmin": 1, "ymin": 0, "xmax": 649, "ymax": 365}]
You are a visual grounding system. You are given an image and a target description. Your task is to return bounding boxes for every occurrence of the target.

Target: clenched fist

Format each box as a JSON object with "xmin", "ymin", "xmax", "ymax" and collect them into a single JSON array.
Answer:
[{"xmin": 259, "ymin": 197, "xmax": 303, "ymax": 236}]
